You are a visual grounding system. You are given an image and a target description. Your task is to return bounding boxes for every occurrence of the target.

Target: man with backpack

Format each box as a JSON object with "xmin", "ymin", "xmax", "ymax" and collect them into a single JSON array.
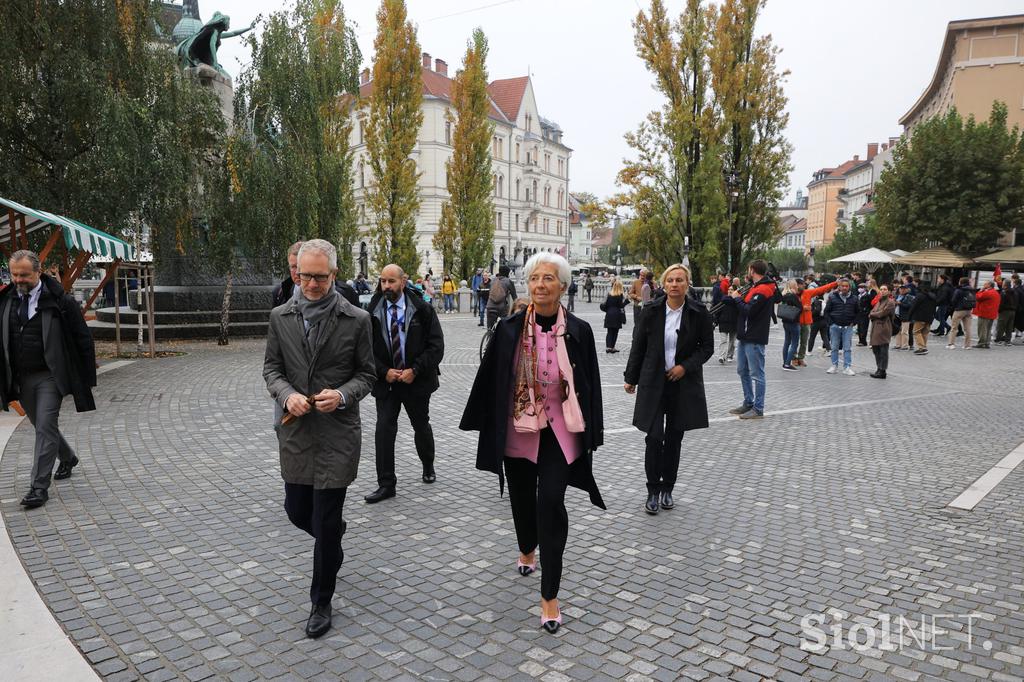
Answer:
[
  {"xmin": 583, "ymin": 273, "xmax": 594, "ymax": 303},
  {"xmin": 946, "ymin": 277, "xmax": 977, "ymax": 349},
  {"xmin": 567, "ymin": 277, "xmax": 578, "ymax": 312},
  {"xmin": 485, "ymin": 265, "xmax": 517, "ymax": 329}
]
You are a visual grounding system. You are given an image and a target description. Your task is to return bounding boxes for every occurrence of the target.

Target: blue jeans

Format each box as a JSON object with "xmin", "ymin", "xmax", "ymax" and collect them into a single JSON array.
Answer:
[
  {"xmin": 444, "ymin": 294, "xmax": 454, "ymax": 312},
  {"xmin": 934, "ymin": 304, "xmax": 949, "ymax": 335},
  {"xmin": 736, "ymin": 341, "xmax": 766, "ymax": 413},
  {"xmin": 829, "ymin": 324, "xmax": 854, "ymax": 368},
  {"xmin": 479, "ymin": 300, "xmax": 487, "ymax": 325},
  {"xmin": 782, "ymin": 321, "xmax": 800, "ymax": 366}
]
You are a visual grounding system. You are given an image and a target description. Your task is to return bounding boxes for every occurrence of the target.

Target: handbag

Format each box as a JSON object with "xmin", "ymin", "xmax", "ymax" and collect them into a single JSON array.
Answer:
[{"xmin": 777, "ymin": 302, "xmax": 800, "ymax": 323}]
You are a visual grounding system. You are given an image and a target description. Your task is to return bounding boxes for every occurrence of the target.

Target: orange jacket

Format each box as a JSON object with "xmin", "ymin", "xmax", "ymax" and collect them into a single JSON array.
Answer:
[{"xmin": 799, "ymin": 280, "xmax": 838, "ymax": 325}]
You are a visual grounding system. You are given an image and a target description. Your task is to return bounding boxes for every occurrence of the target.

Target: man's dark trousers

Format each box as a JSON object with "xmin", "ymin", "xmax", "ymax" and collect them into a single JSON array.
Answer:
[
  {"xmin": 284, "ymin": 484, "xmax": 347, "ymax": 607},
  {"xmin": 374, "ymin": 385, "xmax": 434, "ymax": 488},
  {"xmin": 21, "ymin": 370, "xmax": 77, "ymax": 491}
]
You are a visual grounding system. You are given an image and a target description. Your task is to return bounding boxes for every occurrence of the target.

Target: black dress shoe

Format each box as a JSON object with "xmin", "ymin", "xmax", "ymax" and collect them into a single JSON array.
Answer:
[
  {"xmin": 659, "ymin": 491, "xmax": 674, "ymax": 509},
  {"xmin": 19, "ymin": 488, "xmax": 48, "ymax": 508},
  {"xmin": 644, "ymin": 494, "xmax": 659, "ymax": 515},
  {"xmin": 53, "ymin": 455, "xmax": 79, "ymax": 480},
  {"xmin": 422, "ymin": 466, "xmax": 436, "ymax": 484},
  {"xmin": 364, "ymin": 487, "xmax": 396, "ymax": 504},
  {"xmin": 305, "ymin": 604, "xmax": 332, "ymax": 638}
]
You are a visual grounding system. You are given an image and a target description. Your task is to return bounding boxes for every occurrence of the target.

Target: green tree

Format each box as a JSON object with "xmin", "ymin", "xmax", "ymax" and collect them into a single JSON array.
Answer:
[
  {"xmin": 710, "ymin": 0, "xmax": 793, "ymax": 273},
  {"xmin": 232, "ymin": 0, "xmax": 362, "ymax": 273},
  {"xmin": 365, "ymin": 0, "xmax": 423, "ymax": 274},
  {"xmin": 0, "ymin": 0, "xmax": 222, "ymax": 251},
  {"xmin": 433, "ymin": 28, "xmax": 494, "ymax": 281},
  {"xmin": 875, "ymin": 103, "xmax": 1024, "ymax": 254}
]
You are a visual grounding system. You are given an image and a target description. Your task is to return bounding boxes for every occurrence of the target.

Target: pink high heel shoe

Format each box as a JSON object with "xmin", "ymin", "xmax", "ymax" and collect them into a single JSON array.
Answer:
[
  {"xmin": 516, "ymin": 556, "xmax": 537, "ymax": 576},
  {"xmin": 540, "ymin": 609, "xmax": 562, "ymax": 634}
]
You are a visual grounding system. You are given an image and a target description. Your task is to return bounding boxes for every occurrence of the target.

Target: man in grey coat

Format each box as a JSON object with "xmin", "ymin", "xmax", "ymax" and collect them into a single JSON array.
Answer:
[{"xmin": 263, "ymin": 240, "xmax": 376, "ymax": 639}]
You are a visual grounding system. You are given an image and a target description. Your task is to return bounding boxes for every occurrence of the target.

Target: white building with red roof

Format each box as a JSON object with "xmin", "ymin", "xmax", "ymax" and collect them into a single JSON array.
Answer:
[{"xmin": 351, "ymin": 52, "xmax": 572, "ymax": 275}]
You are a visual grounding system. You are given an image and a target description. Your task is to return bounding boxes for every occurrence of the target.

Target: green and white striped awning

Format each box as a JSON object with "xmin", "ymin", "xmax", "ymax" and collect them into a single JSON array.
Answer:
[{"xmin": 0, "ymin": 195, "xmax": 137, "ymax": 261}]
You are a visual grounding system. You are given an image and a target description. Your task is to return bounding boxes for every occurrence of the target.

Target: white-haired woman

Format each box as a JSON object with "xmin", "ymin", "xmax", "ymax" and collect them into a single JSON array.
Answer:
[
  {"xmin": 624, "ymin": 264, "xmax": 713, "ymax": 514},
  {"xmin": 460, "ymin": 252, "xmax": 605, "ymax": 634}
]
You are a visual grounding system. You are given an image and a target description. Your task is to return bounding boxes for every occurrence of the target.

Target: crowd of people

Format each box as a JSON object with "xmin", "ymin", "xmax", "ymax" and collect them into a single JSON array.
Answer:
[{"xmin": 13, "ymin": 239, "xmax": 1022, "ymax": 643}]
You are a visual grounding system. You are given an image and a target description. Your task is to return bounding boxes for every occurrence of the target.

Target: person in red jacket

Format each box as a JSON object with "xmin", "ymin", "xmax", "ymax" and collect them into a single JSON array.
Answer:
[
  {"xmin": 793, "ymin": 279, "xmax": 838, "ymax": 366},
  {"xmin": 973, "ymin": 280, "xmax": 1000, "ymax": 349}
]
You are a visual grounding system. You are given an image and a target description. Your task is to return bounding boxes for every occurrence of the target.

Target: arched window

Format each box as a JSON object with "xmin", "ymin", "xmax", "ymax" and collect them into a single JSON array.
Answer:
[
  {"xmin": 359, "ymin": 162, "xmax": 364, "ymax": 188},
  {"xmin": 515, "ymin": 178, "xmax": 521, "ymax": 199},
  {"xmin": 445, "ymin": 121, "xmax": 451, "ymax": 145},
  {"xmin": 497, "ymin": 175, "xmax": 504, "ymax": 198}
]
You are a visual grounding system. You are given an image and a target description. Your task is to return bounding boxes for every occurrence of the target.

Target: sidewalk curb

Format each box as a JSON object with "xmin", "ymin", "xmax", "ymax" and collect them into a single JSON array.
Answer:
[{"xmin": 0, "ymin": 360, "xmax": 135, "ymax": 681}]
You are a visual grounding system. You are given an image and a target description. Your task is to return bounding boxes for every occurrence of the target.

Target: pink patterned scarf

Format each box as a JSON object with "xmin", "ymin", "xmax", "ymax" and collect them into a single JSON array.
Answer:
[{"xmin": 511, "ymin": 304, "xmax": 585, "ymax": 434}]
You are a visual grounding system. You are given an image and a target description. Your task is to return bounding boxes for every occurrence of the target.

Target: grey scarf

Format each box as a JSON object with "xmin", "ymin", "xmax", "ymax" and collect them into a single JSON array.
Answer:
[{"xmin": 295, "ymin": 287, "xmax": 339, "ymax": 345}]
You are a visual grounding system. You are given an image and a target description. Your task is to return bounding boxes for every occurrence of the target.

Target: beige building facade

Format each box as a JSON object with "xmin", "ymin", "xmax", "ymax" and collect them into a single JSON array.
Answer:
[
  {"xmin": 352, "ymin": 53, "xmax": 572, "ymax": 276},
  {"xmin": 900, "ymin": 14, "xmax": 1024, "ymax": 133}
]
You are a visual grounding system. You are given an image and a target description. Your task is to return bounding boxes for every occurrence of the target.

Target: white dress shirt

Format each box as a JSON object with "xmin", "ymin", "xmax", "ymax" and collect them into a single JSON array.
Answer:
[
  {"xmin": 664, "ymin": 303, "xmax": 684, "ymax": 370},
  {"xmin": 21, "ymin": 280, "xmax": 43, "ymax": 320}
]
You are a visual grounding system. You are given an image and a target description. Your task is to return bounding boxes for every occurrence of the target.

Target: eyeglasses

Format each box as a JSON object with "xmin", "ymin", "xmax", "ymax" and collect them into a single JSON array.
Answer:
[{"xmin": 298, "ymin": 273, "xmax": 332, "ymax": 283}]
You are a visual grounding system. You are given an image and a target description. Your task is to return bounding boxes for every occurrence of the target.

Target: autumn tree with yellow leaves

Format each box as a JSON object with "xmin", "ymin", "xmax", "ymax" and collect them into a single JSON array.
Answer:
[
  {"xmin": 617, "ymin": 0, "xmax": 791, "ymax": 281},
  {"xmin": 365, "ymin": 0, "xmax": 424, "ymax": 275},
  {"xmin": 432, "ymin": 29, "xmax": 495, "ymax": 281}
]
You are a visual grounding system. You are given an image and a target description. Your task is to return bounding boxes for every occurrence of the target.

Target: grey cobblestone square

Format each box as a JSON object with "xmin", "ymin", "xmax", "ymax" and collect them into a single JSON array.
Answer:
[{"xmin": 1, "ymin": 304, "xmax": 1022, "ymax": 679}]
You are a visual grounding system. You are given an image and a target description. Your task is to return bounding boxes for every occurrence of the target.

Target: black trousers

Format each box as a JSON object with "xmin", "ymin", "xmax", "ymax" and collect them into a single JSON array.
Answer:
[
  {"xmin": 872, "ymin": 344, "xmax": 889, "ymax": 372},
  {"xmin": 605, "ymin": 327, "xmax": 620, "ymax": 349},
  {"xmin": 644, "ymin": 380, "xmax": 684, "ymax": 495},
  {"xmin": 808, "ymin": 319, "xmax": 830, "ymax": 351},
  {"xmin": 567, "ymin": 294, "xmax": 575, "ymax": 312},
  {"xmin": 374, "ymin": 387, "xmax": 434, "ymax": 489},
  {"xmin": 504, "ymin": 429, "xmax": 574, "ymax": 601},
  {"xmin": 284, "ymin": 484, "xmax": 347, "ymax": 607}
]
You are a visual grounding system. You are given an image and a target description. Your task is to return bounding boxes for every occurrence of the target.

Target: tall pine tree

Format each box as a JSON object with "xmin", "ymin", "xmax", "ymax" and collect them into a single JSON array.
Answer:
[
  {"xmin": 365, "ymin": 0, "xmax": 423, "ymax": 274},
  {"xmin": 433, "ymin": 29, "xmax": 494, "ymax": 281}
]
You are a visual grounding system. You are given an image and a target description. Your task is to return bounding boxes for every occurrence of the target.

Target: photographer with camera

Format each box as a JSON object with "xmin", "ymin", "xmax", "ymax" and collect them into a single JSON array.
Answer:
[{"xmin": 722, "ymin": 260, "xmax": 778, "ymax": 420}]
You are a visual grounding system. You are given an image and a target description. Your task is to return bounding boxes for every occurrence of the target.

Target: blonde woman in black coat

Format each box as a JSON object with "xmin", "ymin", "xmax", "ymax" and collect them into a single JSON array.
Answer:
[
  {"xmin": 624, "ymin": 264, "xmax": 714, "ymax": 515},
  {"xmin": 600, "ymin": 279, "xmax": 629, "ymax": 353}
]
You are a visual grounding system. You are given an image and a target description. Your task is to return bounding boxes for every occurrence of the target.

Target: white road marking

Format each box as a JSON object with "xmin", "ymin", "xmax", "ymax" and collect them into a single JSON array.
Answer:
[
  {"xmin": 948, "ymin": 443, "xmax": 1024, "ymax": 511},
  {"xmin": 602, "ymin": 390, "xmax": 960, "ymax": 435}
]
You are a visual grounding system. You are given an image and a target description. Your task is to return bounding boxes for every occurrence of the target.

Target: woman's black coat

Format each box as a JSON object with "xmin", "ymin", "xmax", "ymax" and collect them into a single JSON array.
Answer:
[
  {"xmin": 459, "ymin": 309, "xmax": 605, "ymax": 509},
  {"xmin": 600, "ymin": 294, "xmax": 628, "ymax": 329},
  {"xmin": 624, "ymin": 295, "xmax": 714, "ymax": 434}
]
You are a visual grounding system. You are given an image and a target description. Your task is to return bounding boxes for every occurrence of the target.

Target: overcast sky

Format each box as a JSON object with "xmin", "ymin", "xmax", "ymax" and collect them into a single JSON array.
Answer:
[{"xmin": 209, "ymin": 0, "xmax": 1023, "ymax": 205}]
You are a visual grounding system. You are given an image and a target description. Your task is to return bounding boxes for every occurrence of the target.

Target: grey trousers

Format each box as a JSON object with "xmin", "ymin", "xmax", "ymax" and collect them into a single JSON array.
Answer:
[{"xmin": 20, "ymin": 371, "xmax": 76, "ymax": 491}]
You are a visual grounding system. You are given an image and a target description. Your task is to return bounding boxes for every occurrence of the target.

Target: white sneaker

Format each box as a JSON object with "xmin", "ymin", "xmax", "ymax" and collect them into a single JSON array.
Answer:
[
  {"xmin": 826, "ymin": 365, "xmax": 838, "ymax": 374},
  {"xmin": 945, "ymin": 344, "xmax": 955, "ymax": 349},
  {"xmin": 843, "ymin": 367, "xmax": 855, "ymax": 376},
  {"xmin": 821, "ymin": 349, "xmax": 829, "ymax": 357}
]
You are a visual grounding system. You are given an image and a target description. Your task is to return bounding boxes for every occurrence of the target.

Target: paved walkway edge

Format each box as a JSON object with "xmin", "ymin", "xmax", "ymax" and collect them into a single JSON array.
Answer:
[{"xmin": 0, "ymin": 360, "xmax": 134, "ymax": 681}]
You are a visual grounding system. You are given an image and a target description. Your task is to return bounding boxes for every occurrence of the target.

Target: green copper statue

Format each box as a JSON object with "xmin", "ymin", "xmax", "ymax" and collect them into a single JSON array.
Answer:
[{"xmin": 175, "ymin": 11, "xmax": 253, "ymax": 78}]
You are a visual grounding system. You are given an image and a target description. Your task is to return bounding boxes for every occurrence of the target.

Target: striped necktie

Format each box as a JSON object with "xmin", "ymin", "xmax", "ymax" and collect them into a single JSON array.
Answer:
[{"xmin": 390, "ymin": 304, "xmax": 403, "ymax": 369}]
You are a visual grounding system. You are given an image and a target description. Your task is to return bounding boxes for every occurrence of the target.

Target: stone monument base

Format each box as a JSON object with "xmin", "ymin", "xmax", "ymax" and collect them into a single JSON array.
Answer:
[{"xmin": 88, "ymin": 285, "xmax": 274, "ymax": 341}]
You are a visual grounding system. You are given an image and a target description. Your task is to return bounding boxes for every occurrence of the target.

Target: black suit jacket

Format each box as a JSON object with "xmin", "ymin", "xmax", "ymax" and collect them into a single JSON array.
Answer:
[
  {"xmin": 0, "ymin": 275, "xmax": 96, "ymax": 412},
  {"xmin": 624, "ymin": 295, "xmax": 713, "ymax": 434},
  {"xmin": 368, "ymin": 287, "xmax": 444, "ymax": 398}
]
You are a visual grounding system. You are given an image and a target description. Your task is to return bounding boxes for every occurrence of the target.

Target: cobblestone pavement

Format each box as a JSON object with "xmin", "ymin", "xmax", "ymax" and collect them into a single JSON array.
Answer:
[{"xmin": 2, "ymin": 300, "xmax": 1023, "ymax": 681}]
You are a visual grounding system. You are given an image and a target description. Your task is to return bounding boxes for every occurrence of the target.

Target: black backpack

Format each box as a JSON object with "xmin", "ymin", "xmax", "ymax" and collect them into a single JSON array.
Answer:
[{"xmin": 957, "ymin": 289, "xmax": 976, "ymax": 311}]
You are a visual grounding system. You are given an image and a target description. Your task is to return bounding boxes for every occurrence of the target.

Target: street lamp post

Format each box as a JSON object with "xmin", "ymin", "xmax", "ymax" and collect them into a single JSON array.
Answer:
[{"xmin": 724, "ymin": 170, "xmax": 739, "ymax": 274}]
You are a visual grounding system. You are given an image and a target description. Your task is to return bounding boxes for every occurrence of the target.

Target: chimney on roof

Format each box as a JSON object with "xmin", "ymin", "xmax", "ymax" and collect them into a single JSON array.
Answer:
[
  {"xmin": 435, "ymin": 58, "xmax": 447, "ymax": 76},
  {"xmin": 889, "ymin": 136, "xmax": 899, "ymax": 148},
  {"xmin": 881, "ymin": 143, "xmax": 888, "ymax": 151},
  {"xmin": 360, "ymin": 68, "xmax": 369, "ymax": 85},
  {"xmin": 867, "ymin": 143, "xmax": 879, "ymax": 160},
  {"xmin": 853, "ymin": 155, "xmax": 859, "ymax": 162},
  {"xmin": 422, "ymin": 52, "xmax": 432, "ymax": 69}
]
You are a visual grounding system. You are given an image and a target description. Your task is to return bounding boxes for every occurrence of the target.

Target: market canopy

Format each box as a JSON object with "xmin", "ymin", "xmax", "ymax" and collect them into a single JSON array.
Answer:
[
  {"xmin": 893, "ymin": 246, "xmax": 974, "ymax": 268},
  {"xmin": 974, "ymin": 246, "xmax": 1024, "ymax": 265},
  {"xmin": 828, "ymin": 247, "xmax": 897, "ymax": 266},
  {"xmin": 0, "ymin": 196, "xmax": 136, "ymax": 261},
  {"xmin": 889, "ymin": 249, "xmax": 910, "ymax": 257}
]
